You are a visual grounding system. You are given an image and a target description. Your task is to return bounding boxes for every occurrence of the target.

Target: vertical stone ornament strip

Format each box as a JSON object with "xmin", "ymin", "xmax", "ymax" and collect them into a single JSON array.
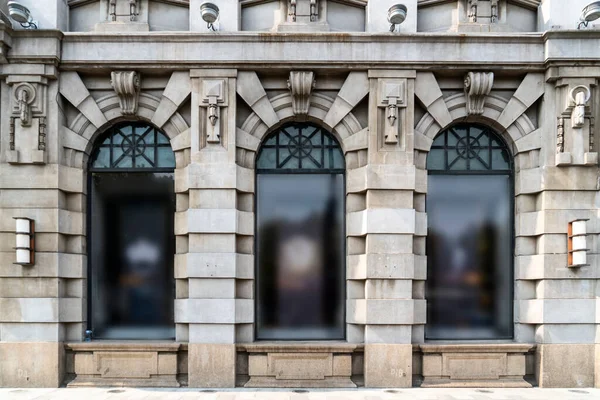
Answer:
[
  {"xmin": 111, "ymin": 71, "xmax": 141, "ymax": 115},
  {"xmin": 288, "ymin": 71, "xmax": 315, "ymax": 117},
  {"xmin": 201, "ymin": 79, "xmax": 227, "ymax": 144},
  {"xmin": 464, "ymin": 72, "xmax": 494, "ymax": 116},
  {"xmin": 38, "ymin": 117, "xmax": 46, "ymax": 151},
  {"xmin": 491, "ymin": 0, "xmax": 499, "ymax": 23},
  {"xmin": 557, "ymin": 117, "xmax": 564, "ymax": 153},
  {"xmin": 468, "ymin": 0, "xmax": 478, "ymax": 22},
  {"xmin": 130, "ymin": 0, "xmax": 139, "ymax": 21},
  {"xmin": 289, "ymin": 0, "xmax": 297, "ymax": 21},
  {"xmin": 9, "ymin": 117, "xmax": 15, "ymax": 150}
]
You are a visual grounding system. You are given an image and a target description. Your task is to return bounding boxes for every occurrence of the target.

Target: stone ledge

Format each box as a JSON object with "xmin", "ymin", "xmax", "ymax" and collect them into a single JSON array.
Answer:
[
  {"xmin": 238, "ymin": 342, "xmax": 363, "ymax": 353},
  {"xmin": 420, "ymin": 343, "xmax": 534, "ymax": 353}
]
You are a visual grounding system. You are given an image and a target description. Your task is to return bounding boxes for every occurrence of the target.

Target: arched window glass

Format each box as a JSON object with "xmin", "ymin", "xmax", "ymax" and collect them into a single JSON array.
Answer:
[
  {"xmin": 426, "ymin": 124, "xmax": 513, "ymax": 340},
  {"xmin": 88, "ymin": 122, "xmax": 175, "ymax": 340},
  {"xmin": 91, "ymin": 122, "xmax": 175, "ymax": 170},
  {"xmin": 256, "ymin": 123, "xmax": 345, "ymax": 340}
]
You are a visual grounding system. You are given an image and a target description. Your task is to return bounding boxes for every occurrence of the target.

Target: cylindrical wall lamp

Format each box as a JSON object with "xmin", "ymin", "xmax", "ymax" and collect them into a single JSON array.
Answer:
[
  {"xmin": 568, "ymin": 219, "xmax": 589, "ymax": 268},
  {"xmin": 14, "ymin": 217, "xmax": 35, "ymax": 266}
]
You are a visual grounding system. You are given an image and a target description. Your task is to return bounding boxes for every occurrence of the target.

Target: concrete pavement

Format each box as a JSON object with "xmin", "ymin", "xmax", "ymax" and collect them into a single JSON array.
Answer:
[{"xmin": 1, "ymin": 388, "xmax": 599, "ymax": 400}]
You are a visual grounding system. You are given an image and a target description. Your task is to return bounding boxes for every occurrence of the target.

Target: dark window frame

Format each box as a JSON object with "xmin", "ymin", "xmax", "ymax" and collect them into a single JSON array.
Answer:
[
  {"xmin": 425, "ymin": 123, "xmax": 515, "ymax": 341},
  {"xmin": 254, "ymin": 122, "xmax": 347, "ymax": 341},
  {"xmin": 86, "ymin": 122, "xmax": 176, "ymax": 340}
]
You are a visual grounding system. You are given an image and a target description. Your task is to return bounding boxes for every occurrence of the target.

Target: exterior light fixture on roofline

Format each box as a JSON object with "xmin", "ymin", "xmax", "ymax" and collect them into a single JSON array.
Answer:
[
  {"xmin": 388, "ymin": 4, "xmax": 408, "ymax": 32},
  {"xmin": 7, "ymin": 1, "xmax": 38, "ymax": 29},
  {"xmin": 200, "ymin": 2, "xmax": 220, "ymax": 31},
  {"xmin": 578, "ymin": 1, "xmax": 600, "ymax": 29}
]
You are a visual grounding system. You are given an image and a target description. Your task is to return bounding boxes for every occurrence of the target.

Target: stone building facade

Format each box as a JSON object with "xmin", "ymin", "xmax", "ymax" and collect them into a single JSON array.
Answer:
[{"xmin": 0, "ymin": 0, "xmax": 599, "ymax": 390}]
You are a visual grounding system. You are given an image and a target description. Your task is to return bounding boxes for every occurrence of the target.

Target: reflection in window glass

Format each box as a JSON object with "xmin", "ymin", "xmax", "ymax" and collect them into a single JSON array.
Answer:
[
  {"xmin": 90, "ymin": 173, "xmax": 175, "ymax": 339},
  {"xmin": 256, "ymin": 123, "xmax": 345, "ymax": 340},
  {"xmin": 426, "ymin": 124, "xmax": 513, "ymax": 340},
  {"xmin": 89, "ymin": 122, "xmax": 176, "ymax": 340}
]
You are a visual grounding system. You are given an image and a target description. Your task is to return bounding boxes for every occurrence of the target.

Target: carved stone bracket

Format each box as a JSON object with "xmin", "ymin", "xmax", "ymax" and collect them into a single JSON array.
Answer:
[
  {"xmin": 378, "ymin": 80, "xmax": 406, "ymax": 145},
  {"xmin": 111, "ymin": 71, "xmax": 141, "ymax": 115},
  {"xmin": 556, "ymin": 117, "xmax": 564, "ymax": 154},
  {"xmin": 201, "ymin": 79, "xmax": 227, "ymax": 144},
  {"xmin": 464, "ymin": 72, "xmax": 494, "ymax": 115},
  {"xmin": 288, "ymin": 71, "xmax": 315, "ymax": 117}
]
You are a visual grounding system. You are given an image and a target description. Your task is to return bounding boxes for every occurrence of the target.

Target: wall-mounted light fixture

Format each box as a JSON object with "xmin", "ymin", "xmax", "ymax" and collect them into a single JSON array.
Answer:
[
  {"xmin": 7, "ymin": 1, "xmax": 38, "ymax": 29},
  {"xmin": 14, "ymin": 217, "xmax": 35, "ymax": 266},
  {"xmin": 200, "ymin": 2, "xmax": 220, "ymax": 31},
  {"xmin": 388, "ymin": 4, "xmax": 407, "ymax": 32},
  {"xmin": 568, "ymin": 219, "xmax": 589, "ymax": 268},
  {"xmin": 578, "ymin": 1, "xmax": 600, "ymax": 29}
]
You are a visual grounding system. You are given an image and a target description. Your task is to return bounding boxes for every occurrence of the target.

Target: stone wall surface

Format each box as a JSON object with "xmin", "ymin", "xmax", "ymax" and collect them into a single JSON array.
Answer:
[{"xmin": 0, "ymin": 0, "xmax": 599, "ymax": 390}]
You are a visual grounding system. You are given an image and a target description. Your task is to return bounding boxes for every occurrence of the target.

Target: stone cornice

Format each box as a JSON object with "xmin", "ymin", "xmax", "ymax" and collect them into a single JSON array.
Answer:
[
  {"xmin": 0, "ymin": 21, "xmax": 13, "ymax": 64},
  {"xmin": 7, "ymin": 30, "xmax": 62, "ymax": 66},
  {"xmin": 60, "ymin": 32, "xmax": 546, "ymax": 69}
]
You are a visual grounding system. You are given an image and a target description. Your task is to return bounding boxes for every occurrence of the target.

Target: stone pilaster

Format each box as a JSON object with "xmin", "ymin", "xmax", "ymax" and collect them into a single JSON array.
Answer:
[
  {"xmin": 356, "ymin": 70, "xmax": 420, "ymax": 388},
  {"xmin": 179, "ymin": 69, "xmax": 250, "ymax": 388},
  {"xmin": 528, "ymin": 70, "xmax": 600, "ymax": 388},
  {"xmin": 0, "ymin": 66, "xmax": 84, "ymax": 387}
]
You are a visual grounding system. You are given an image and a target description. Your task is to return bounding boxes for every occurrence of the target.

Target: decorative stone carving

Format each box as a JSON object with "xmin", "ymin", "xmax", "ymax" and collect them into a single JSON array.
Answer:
[
  {"xmin": 288, "ymin": 71, "xmax": 315, "ymax": 117},
  {"xmin": 491, "ymin": 0, "xmax": 499, "ymax": 23},
  {"xmin": 13, "ymin": 83, "xmax": 36, "ymax": 127},
  {"xmin": 201, "ymin": 79, "xmax": 227, "ymax": 144},
  {"xmin": 289, "ymin": 0, "xmax": 297, "ymax": 22},
  {"xmin": 556, "ymin": 83, "xmax": 597, "ymax": 166},
  {"xmin": 378, "ymin": 80, "xmax": 406, "ymax": 145},
  {"xmin": 468, "ymin": 0, "xmax": 478, "ymax": 23},
  {"xmin": 6, "ymin": 77, "xmax": 48, "ymax": 164},
  {"xmin": 130, "ymin": 0, "xmax": 139, "ymax": 21},
  {"xmin": 111, "ymin": 71, "xmax": 141, "ymax": 115},
  {"xmin": 464, "ymin": 72, "xmax": 494, "ymax": 115},
  {"xmin": 569, "ymin": 85, "xmax": 591, "ymax": 129},
  {"xmin": 109, "ymin": 0, "xmax": 117, "ymax": 21},
  {"xmin": 310, "ymin": 0, "xmax": 318, "ymax": 22}
]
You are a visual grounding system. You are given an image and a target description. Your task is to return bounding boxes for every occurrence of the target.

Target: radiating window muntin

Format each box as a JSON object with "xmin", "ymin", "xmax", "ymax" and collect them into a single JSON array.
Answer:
[
  {"xmin": 426, "ymin": 123, "xmax": 514, "ymax": 340},
  {"xmin": 90, "ymin": 122, "xmax": 175, "ymax": 170},
  {"xmin": 256, "ymin": 123, "xmax": 345, "ymax": 173},
  {"xmin": 256, "ymin": 123, "xmax": 346, "ymax": 340},
  {"xmin": 88, "ymin": 122, "xmax": 176, "ymax": 340}
]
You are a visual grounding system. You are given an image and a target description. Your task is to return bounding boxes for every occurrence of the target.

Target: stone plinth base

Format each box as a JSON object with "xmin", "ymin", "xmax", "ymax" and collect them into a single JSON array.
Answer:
[
  {"xmin": 537, "ymin": 344, "xmax": 596, "ymax": 388},
  {"xmin": 420, "ymin": 343, "xmax": 534, "ymax": 388},
  {"xmin": 364, "ymin": 344, "xmax": 413, "ymax": 388},
  {"xmin": 65, "ymin": 342, "xmax": 181, "ymax": 387},
  {"xmin": 238, "ymin": 342, "xmax": 362, "ymax": 388},
  {"xmin": 188, "ymin": 344, "xmax": 236, "ymax": 388},
  {"xmin": 0, "ymin": 342, "xmax": 65, "ymax": 387}
]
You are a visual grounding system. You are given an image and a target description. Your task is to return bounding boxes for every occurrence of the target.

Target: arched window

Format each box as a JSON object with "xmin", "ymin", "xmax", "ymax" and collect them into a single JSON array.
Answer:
[
  {"xmin": 426, "ymin": 124, "xmax": 513, "ymax": 340},
  {"xmin": 88, "ymin": 122, "xmax": 176, "ymax": 339},
  {"xmin": 256, "ymin": 123, "xmax": 345, "ymax": 340}
]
